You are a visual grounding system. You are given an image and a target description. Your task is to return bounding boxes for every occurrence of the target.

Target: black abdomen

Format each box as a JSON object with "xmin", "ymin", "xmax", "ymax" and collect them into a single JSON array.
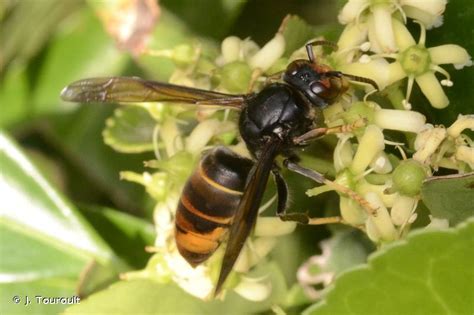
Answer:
[{"xmin": 175, "ymin": 147, "xmax": 253, "ymax": 266}]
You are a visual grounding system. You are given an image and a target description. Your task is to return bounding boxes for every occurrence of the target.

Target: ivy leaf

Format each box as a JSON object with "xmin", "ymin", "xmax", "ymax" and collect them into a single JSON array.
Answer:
[
  {"xmin": 278, "ymin": 15, "xmax": 342, "ymax": 57},
  {"xmin": 103, "ymin": 107, "xmax": 157, "ymax": 153},
  {"xmin": 303, "ymin": 219, "xmax": 474, "ymax": 315},
  {"xmin": 64, "ymin": 262, "xmax": 287, "ymax": 314},
  {"xmin": 279, "ymin": 15, "xmax": 318, "ymax": 57},
  {"xmin": 160, "ymin": 0, "xmax": 246, "ymax": 40},
  {"xmin": 421, "ymin": 173, "xmax": 474, "ymax": 225},
  {"xmin": 0, "ymin": 131, "xmax": 122, "ymax": 314}
]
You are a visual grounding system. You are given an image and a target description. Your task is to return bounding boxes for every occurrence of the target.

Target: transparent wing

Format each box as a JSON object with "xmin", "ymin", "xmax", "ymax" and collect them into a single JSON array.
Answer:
[{"xmin": 61, "ymin": 77, "xmax": 246, "ymax": 108}]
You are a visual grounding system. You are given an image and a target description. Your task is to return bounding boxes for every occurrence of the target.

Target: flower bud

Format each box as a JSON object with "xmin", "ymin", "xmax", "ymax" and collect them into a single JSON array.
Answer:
[
  {"xmin": 219, "ymin": 61, "xmax": 252, "ymax": 93},
  {"xmin": 334, "ymin": 135, "xmax": 354, "ymax": 172},
  {"xmin": 392, "ymin": 160, "xmax": 427, "ymax": 196},
  {"xmin": 365, "ymin": 216, "xmax": 381, "ymax": 242},
  {"xmin": 350, "ymin": 125, "xmax": 385, "ymax": 174},
  {"xmin": 185, "ymin": 119, "xmax": 226, "ymax": 154},
  {"xmin": 254, "ymin": 217, "xmax": 297, "ymax": 237},
  {"xmin": 374, "ymin": 109, "xmax": 426, "ymax": 133},
  {"xmin": 365, "ymin": 192, "xmax": 398, "ymax": 241},
  {"xmin": 249, "ymin": 34, "xmax": 285, "ymax": 71},
  {"xmin": 370, "ymin": 152, "xmax": 393, "ymax": 174},
  {"xmin": 172, "ymin": 44, "xmax": 195, "ymax": 67},
  {"xmin": 221, "ymin": 36, "xmax": 242, "ymax": 63},
  {"xmin": 234, "ymin": 237, "xmax": 277, "ymax": 272},
  {"xmin": 390, "ymin": 194, "xmax": 417, "ymax": 226},
  {"xmin": 455, "ymin": 146, "xmax": 474, "ymax": 168},
  {"xmin": 340, "ymin": 197, "xmax": 367, "ymax": 225},
  {"xmin": 234, "ymin": 276, "xmax": 272, "ymax": 301}
]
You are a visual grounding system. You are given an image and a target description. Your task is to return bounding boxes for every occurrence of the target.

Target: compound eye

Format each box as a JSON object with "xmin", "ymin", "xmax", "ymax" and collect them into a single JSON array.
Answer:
[{"xmin": 310, "ymin": 82, "xmax": 325, "ymax": 95}]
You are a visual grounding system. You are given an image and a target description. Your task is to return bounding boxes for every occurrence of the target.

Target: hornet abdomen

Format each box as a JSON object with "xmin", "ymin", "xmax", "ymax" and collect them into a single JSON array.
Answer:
[{"xmin": 175, "ymin": 147, "xmax": 253, "ymax": 266}]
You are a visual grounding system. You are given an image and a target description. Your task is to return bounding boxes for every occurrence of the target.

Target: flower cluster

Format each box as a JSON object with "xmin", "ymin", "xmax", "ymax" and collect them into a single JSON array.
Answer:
[
  {"xmin": 109, "ymin": 0, "xmax": 472, "ymax": 303},
  {"xmin": 336, "ymin": 0, "xmax": 471, "ymax": 109}
]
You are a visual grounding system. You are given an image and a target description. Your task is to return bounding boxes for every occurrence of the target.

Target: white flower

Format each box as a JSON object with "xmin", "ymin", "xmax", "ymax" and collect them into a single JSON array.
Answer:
[
  {"xmin": 386, "ymin": 20, "xmax": 472, "ymax": 108},
  {"xmin": 400, "ymin": 0, "xmax": 447, "ymax": 29},
  {"xmin": 338, "ymin": 0, "xmax": 448, "ymax": 52},
  {"xmin": 447, "ymin": 115, "xmax": 474, "ymax": 138},
  {"xmin": 219, "ymin": 34, "xmax": 285, "ymax": 72},
  {"xmin": 365, "ymin": 192, "xmax": 398, "ymax": 241},
  {"xmin": 413, "ymin": 124, "xmax": 447, "ymax": 163},
  {"xmin": 164, "ymin": 252, "xmax": 214, "ymax": 300}
]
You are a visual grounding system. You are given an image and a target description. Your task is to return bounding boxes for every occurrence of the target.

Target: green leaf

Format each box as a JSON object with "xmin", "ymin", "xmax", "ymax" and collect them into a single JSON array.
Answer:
[
  {"xmin": 103, "ymin": 107, "xmax": 157, "ymax": 153},
  {"xmin": 303, "ymin": 219, "xmax": 474, "ymax": 315},
  {"xmin": 421, "ymin": 173, "xmax": 474, "ymax": 225},
  {"xmin": 0, "ymin": 131, "xmax": 121, "ymax": 314},
  {"xmin": 279, "ymin": 15, "xmax": 318, "ymax": 57},
  {"xmin": 160, "ymin": 0, "xmax": 246, "ymax": 39},
  {"xmin": 80, "ymin": 205, "xmax": 155, "ymax": 269},
  {"xmin": 64, "ymin": 262, "xmax": 287, "ymax": 314},
  {"xmin": 0, "ymin": 63, "xmax": 29, "ymax": 128},
  {"xmin": 278, "ymin": 15, "xmax": 342, "ymax": 57}
]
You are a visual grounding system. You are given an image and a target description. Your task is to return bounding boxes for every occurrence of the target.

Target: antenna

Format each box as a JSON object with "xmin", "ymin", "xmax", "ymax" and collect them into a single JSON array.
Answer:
[
  {"xmin": 305, "ymin": 40, "xmax": 339, "ymax": 63},
  {"xmin": 341, "ymin": 73, "xmax": 379, "ymax": 90}
]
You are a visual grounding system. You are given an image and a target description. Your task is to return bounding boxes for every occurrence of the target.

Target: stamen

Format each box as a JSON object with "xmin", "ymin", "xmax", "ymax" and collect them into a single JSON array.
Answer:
[
  {"xmin": 359, "ymin": 54, "xmax": 371, "ymax": 63},
  {"xmin": 153, "ymin": 125, "xmax": 162, "ymax": 160},
  {"xmin": 363, "ymin": 88, "xmax": 378, "ymax": 102},
  {"xmin": 393, "ymin": 2, "xmax": 407, "ymax": 24},
  {"xmin": 258, "ymin": 194, "xmax": 277, "ymax": 214},
  {"xmin": 441, "ymin": 79, "xmax": 453, "ymax": 87},
  {"xmin": 414, "ymin": 20, "xmax": 426, "ymax": 46},
  {"xmin": 360, "ymin": 41, "xmax": 371, "ymax": 52},
  {"xmin": 396, "ymin": 145, "xmax": 408, "ymax": 160},
  {"xmin": 356, "ymin": 167, "xmax": 374, "ymax": 181},
  {"xmin": 404, "ymin": 75, "xmax": 415, "ymax": 107},
  {"xmin": 402, "ymin": 99, "xmax": 412, "ymax": 110},
  {"xmin": 431, "ymin": 64, "xmax": 452, "ymax": 81},
  {"xmin": 223, "ymin": 108, "xmax": 230, "ymax": 121}
]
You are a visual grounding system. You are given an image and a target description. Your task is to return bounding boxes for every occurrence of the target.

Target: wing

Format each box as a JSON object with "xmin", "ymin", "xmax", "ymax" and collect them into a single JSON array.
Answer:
[
  {"xmin": 60, "ymin": 77, "xmax": 246, "ymax": 108},
  {"xmin": 214, "ymin": 138, "xmax": 282, "ymax": 296}
]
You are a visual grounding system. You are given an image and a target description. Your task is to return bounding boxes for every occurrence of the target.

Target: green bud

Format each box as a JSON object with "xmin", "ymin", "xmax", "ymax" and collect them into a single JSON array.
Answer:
[
  {"xmin": 196, "ymin": 58, "xmax": 216, "ymax": 74},
  {"xmin": 172, "ymin": 44, "xmax": 195, "ymax": 67},
  {"xmin": 266, "ymin": 57, "xmax": 289, "ymax": 75},
  {"xmin": 392, "ymin": 160, "xmax": 427, "ymax": 196},
  {"xmin": 340, "ymin": 197, "xmax": 367, "ymax": 225},
  {"xmin": 219, "ymin": 61, "xmax": 252, "ymax": 93},
  {"xmin": 399, "ymin": 45, "xmax": 432, "ymax": 76},
  {"xmin": 342, "ymin": 102, "xmax": 376, "ymax": 125}
]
